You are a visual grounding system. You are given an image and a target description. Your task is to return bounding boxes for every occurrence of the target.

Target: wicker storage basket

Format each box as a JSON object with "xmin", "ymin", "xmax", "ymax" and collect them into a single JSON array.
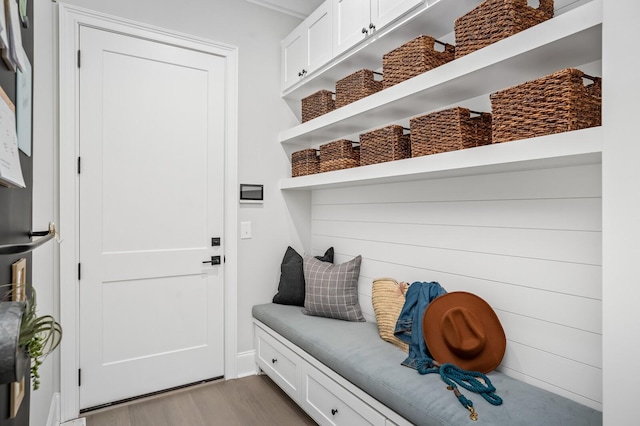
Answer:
[
  {"xmin": 490, "ymin": 68, "xmax": 602, "ymax": 143},
  {"xmin": 291, "ymin": 148, "xmax": 319, "ymax": 177},
  {"xmin": 335, "ymin": 69, "xmax": 383, "ymax": 108},
  {"xmin": 455, "ymin": 0, "xmax": 554, "ymax": 58},
  {"xmin": 319, "ymin": 140, "xmax": 360, "ymax": 173},
  {"xmin": 383, "ymin": 35, "xmax": 455, "ymax": 89},
  {"xmin": 410, "ymin": 107, "xmax": 492, "ymax": 157},
  {"xmin": 360, "ymin": 125, "xmax": 411, "ymax": 166},
  {"xmin": 302, "ymin": 90, "xmax": 335, "ymax": 123}
]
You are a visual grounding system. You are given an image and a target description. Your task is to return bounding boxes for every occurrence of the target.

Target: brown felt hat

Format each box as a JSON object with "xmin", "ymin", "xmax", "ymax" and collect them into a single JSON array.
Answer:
[{"xmin": 423, "ymin": 292, "xmax": 506, "ymax": 373}]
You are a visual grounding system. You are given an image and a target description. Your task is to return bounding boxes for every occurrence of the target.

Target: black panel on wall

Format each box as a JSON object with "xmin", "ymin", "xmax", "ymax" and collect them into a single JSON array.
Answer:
[{"xmin": 0, "ymin": 0, "xmax": 35, "ymax": 424}]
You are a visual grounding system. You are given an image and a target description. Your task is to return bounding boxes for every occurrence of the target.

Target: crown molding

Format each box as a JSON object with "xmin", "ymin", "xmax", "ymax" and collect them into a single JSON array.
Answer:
[{"xmin": 245, "ymin": 0, "xmax": 320, "ymax": 19}]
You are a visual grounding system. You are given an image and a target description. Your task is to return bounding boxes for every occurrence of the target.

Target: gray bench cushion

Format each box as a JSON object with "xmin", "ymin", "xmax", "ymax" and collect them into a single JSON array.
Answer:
[{"xmin": 253, "ymin": 303, "xmax": 602, "ymax": 426}]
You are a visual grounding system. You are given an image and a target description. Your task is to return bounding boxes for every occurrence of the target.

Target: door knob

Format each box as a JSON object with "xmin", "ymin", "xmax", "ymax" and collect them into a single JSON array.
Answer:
[{"xmin": 203, "ymin": 256, "xmax": 221, "ymax": 265}]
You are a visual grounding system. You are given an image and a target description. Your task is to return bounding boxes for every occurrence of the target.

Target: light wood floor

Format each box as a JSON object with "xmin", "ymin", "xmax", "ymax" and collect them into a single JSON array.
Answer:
[{"xmin": 82, "ymin": 375, "xmax": 317, "ymax": 426}]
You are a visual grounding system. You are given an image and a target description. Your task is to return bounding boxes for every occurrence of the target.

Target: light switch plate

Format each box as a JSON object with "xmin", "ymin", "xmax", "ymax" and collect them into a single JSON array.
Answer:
[{"xmin": 240, "ymin": 221, "xmax": 252, "ymax": 239}]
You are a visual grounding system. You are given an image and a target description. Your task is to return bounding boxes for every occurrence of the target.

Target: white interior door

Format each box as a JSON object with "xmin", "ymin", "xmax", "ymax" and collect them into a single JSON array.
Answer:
[{"xmin": 78, "ymin": 26, "xmax": 226, "ymax": 410}]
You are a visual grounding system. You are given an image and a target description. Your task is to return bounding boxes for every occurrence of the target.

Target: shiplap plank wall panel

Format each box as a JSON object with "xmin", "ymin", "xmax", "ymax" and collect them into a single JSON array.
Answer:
[{"xmin": 309, "ymin": 164, "xmax": 602, "ymax": 410}]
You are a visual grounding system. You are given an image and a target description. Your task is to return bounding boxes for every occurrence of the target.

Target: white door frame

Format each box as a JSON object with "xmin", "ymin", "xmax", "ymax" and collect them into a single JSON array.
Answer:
[{"xmin": 58, "ymin": 4, "xmax": 239, "ymax": 421}]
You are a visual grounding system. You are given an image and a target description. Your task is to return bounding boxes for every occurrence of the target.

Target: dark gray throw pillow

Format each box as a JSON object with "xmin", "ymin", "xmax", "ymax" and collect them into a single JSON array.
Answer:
[
  {"xmin": 302, "ymin": 254, "xmax": 365, "ymax": 322},
  {"xmin": 272, "ymin": 246, "xmax": 333, "ymax": 306}
]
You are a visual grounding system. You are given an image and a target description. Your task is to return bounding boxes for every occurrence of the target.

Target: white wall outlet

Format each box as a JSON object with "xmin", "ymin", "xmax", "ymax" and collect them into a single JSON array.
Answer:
[{"xmin": 240, "ymin": 221, "xmax": 252, "ymax": 239}]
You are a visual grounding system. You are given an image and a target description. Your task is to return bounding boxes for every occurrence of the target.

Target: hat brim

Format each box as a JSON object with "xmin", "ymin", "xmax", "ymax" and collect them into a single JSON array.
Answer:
[{"xmin": 423, "ymin": 292, "xmax": 506, "ymax": 373}]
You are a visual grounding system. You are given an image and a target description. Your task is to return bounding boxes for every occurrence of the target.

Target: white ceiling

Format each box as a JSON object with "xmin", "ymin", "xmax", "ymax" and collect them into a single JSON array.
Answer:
[{"xmin": 245, "ymin": 0, "xmax": 324, "ymax": 19}]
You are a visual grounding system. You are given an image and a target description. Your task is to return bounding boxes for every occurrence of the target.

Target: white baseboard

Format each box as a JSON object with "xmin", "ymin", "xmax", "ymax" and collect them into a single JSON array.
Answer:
[
  {"xmin": 46, "ymin": 393, "xmax": 60, "ymax": 426},
  {"xmin": 61, "ymin": 418, "xmax": 86, "ymax": 426},
  {"xmin": 236, "ymin": 350, "xmax": 257, "ymax": 378}
]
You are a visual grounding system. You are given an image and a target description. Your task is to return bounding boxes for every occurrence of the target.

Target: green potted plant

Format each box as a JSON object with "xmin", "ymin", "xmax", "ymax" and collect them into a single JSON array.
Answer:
[{"xmin": 1, "ymin": 284, "xmax": 62, "ymax": 390}]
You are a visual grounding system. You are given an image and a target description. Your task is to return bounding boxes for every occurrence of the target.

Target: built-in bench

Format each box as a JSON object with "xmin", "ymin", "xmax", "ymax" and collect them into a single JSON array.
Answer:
[{"xmin": 252, "ymin": 303, "xmax": 602, "ymax": 426}]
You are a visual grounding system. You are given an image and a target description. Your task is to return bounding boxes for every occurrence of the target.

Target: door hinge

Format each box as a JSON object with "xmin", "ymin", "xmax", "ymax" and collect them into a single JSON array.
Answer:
[
  {"xmin": 77, "ymin": 50, "xmax": 81, "ymax": 68},
  {"xmin": 78, "ymin": 263, "xmax": 81, "ymax": 280},
  {"xmin": 78, "ymin": 369, "xmax": 82, "ymax": 386},
  {"xmin": 77, "ymin": 157, "xmax": 81, "ymax": 174}
]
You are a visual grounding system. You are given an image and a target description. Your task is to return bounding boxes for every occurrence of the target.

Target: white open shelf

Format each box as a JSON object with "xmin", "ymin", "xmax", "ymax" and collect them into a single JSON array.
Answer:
[
  {"xmin": 280, "ymin": 127, "xmax": 602, "ymax": 190},
  {"xmin": 280, "ymin": 0, "xmax": 602, "ymax": 148}
]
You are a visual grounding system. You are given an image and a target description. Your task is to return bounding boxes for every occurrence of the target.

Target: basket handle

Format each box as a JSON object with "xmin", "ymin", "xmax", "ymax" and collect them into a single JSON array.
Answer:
[
  {"xmin": 433, "ymin": 39, "xmax": 455, "ymax": 54},
  {"xmin": 581, "ymin": 73, "xmax": 602, "ymax": 97},
  {"xmin": 581, "ymin": 73, "xmax": 598, "ymax": 83},
  {"xmin": 537, "ymin": 0, "xmax": 554, "ymax": 19}
]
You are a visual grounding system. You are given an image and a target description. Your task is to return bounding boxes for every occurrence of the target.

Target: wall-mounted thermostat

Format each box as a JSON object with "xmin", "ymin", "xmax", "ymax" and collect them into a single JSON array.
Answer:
[{"xmin": 240, "ymin": 184, "xmax": 264, "ymax": 203}]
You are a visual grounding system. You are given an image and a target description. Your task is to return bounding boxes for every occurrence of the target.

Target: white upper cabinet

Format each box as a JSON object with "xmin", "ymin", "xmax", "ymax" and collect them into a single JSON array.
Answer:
[
  {"xmin": 333, "ymin": 0, "xmax": 371, "ymax": 56},
  {"xmin": 371, "ymin": 0, "xmax": 425, "ymax": 33},
  {"xmin": 333, "ymin": 0, "xmax": 425, "ymax": 56},
  {"xmin": 282, "ymin": 30, "xmax": 306, "ymax": 90},
  {"xmin": 308, "ymin": 3, "xmax": 333, "ymax": 71},
  {"xmin": 281, "ymin": 2, "xmax": 333, "ymax": 91}
]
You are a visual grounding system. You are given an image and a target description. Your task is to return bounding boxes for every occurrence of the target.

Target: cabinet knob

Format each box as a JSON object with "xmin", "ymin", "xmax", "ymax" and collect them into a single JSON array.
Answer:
[
  {"xmin": 369, "ymin": 22, "xmax": 376, "ymax": 31},
  {"xmin": 271, "ymin": 358, "xmax": 277, "ymax": 364},
  {"xmin": 361, "ymin": 27, "xmax": 368, "ymax": 35},
  {"xmin": 298, "ymin": 69, "xmax": 307, "ymax": 77},
  {"xmin": 331, "ymin": 408, "xmax": 338, "ymax": 416}
]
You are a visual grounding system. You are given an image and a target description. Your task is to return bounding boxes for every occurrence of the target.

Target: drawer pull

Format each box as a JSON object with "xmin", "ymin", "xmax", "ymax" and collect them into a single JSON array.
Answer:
[
  {"xmin": 271, "ymin": 358, "xmax": 278, "ymax": 364},
  {"xmin": 331, "ymin": 408, "xmax": 338, "ymax": 416}
]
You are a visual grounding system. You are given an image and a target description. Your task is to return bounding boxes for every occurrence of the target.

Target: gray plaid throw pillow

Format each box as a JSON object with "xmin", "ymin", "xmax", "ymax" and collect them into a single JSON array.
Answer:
[{"xmin": 302, "ymin": 255, "xmax": 365, "ymax": 322}]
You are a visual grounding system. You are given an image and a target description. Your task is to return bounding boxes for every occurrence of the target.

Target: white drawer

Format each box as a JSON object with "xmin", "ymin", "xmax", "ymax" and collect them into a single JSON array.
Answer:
[
  {"xmin": 255, "ymin": 327, "xmax": 301, "ymax": 399},
  {"xmin": 302, "ymin": 363, "xmax": 385, "ymax": 426}
]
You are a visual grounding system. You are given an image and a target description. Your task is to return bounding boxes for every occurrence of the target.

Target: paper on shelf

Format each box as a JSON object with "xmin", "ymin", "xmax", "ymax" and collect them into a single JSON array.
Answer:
[
  {"xmin": 16, "ymin": 45, "xmax": 30, "ymax": 156},
  {"xmin": 0, "ymin": 85, "xmax": 25, "ymax": 188},
  {"xmin": 0, "ymin": 0, "xmax": 9, "ymax": 68},
  {"xmin": 3, "ymin": 0, "xmax": 25, "ymax": 72}
]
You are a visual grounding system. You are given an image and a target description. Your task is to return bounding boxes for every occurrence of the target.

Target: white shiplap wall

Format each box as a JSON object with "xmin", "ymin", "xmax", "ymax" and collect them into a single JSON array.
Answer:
[{"xmin": 310, "ymin": 164, "xmax": 602, "ymax": 410}]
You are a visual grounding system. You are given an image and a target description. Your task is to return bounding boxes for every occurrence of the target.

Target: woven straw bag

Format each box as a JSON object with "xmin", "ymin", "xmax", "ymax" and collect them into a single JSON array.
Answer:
[{"xmin": 372, "ymin": 278, "xmax": 409, "ymax": 352}]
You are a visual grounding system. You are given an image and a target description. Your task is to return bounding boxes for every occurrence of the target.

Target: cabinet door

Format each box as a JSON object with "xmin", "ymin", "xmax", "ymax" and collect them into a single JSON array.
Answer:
[
  {"xmin": 307, "ymin": 1, "xmax": 333, "ymax": 72},
  {"xmin": 371, "ymin": 0, "xmax": 425, "ymax": 31},
  {"xmin": 333, "ymin": 0, "xmax": 371, "ymax": 56},
  {"xmin": 282, "ymin": 27, "xmax": 307, "ymax": 91}
]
